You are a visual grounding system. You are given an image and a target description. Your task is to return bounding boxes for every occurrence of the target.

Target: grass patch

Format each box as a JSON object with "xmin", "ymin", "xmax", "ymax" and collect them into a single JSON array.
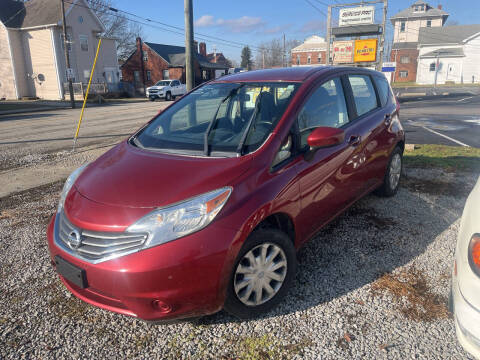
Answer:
[
  {"xmin": 371, "ymin": 267, "xmax": 449, "ymax": 322},
  {"xmin": 404, "ymin": 144, "xmax": 480, "ymax": 172}
]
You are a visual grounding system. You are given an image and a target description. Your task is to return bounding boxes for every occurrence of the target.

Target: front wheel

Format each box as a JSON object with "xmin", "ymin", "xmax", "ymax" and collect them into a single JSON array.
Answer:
[
  {"xmin": 224, "ymin": 228, "xmax": 297, "ymax": 319},
  {"xmin": 165, "ymin": 92, "xmax": 172, "ymax": 101},
  {"xmin": 375, "ymin": 146, "xmax": 403, "ymax": 197}
]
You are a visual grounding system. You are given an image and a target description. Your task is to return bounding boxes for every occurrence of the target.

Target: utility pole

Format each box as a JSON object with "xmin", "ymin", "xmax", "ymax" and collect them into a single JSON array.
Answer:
[
  {"xmin": 184, "ymin": 0, "xmax": 194, "ymax": 90},
  {"xmin": 282, "ymin": 33, "xmax": 286, "ymax": 67},
  {"xmin": 377, "ymin": 0, "xmax": 388, "ymax": 71},
  {"xmin": 213, "ymin": 45, "xmax": 217, "ymax": 63},
  {"xmin": 139, "ymin": 37, "xmax": 146, "ymax": 95},
  {"xmin": 434, "ymin": 54, "xmax": 439, "ymax": 89},
  {"xmin": 326, "ymin": 5, "xmax": 332, "ymax": 66},
  {"xmin": 61, "ymin": 0, "xmax": 75, "ymax": 108}
]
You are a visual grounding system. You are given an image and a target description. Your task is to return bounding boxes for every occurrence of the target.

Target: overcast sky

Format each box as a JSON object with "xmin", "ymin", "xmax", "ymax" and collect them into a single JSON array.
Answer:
[{"xmin": 115, "ymin": 0, "xmax": 480, "ymax": 62}]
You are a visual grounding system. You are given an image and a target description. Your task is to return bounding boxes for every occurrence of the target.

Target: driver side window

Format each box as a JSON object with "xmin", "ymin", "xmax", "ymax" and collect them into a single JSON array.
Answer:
[{"xmin": 297, "ymin": 77, "xmax": 349, "ymax": 148}]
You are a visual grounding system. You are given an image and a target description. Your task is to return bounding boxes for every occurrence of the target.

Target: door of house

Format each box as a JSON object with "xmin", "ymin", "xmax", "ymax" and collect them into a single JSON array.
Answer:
[{"xmin": 446, "ymin": 63, "xmax": 457, "ymax": 81}]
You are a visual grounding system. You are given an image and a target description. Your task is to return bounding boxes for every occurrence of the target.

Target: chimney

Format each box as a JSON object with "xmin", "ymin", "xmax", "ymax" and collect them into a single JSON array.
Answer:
[
  {"xmin": 193, "ymin": 40, "xmax": 199, "ymax": 53},
  {"xmin": 136, "ymin": 37, "xmax": 142, "ymax": 50},
  {"xmin": 438, "ymin": 4, "xmax": 442, "ymax": 9},
  {"xmin": 199, "ymin": 42, "xmax": 207, "ymax": 57}
]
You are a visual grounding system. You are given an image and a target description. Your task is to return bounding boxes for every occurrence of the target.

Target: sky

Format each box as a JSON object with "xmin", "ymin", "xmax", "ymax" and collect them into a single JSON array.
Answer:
[{"xmin": 114, "ymin": 0, "xmax": 480, "ymax": 62}]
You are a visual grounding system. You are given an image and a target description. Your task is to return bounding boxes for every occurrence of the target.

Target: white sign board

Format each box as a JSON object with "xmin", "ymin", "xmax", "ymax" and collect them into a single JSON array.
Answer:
[
  {"xmin": 66, "ymin": 68, "xmax": 75, "ymax": 80},
  {"xmin": 339, "ymin": 6, "xmax": 375, "ymax": 27},
  {"xmin": 382, "ymin": 62, "xmax": 396, "ymax": 72}
]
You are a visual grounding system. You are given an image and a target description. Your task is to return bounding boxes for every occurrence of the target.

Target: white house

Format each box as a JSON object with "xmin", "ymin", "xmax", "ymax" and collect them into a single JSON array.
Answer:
[
  {"xmin": 0, "ymin": 0, "xmax": 119, "ymax": 100},
  {"xmin": 416, "ymin": 25, "xmax": 480, "ymax": 85}
]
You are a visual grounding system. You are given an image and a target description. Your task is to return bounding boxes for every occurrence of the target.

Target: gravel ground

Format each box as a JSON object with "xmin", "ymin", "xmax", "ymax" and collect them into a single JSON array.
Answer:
[{"xmin": 0, "ymin": 165, "xmax": 477, "ymax": 359}]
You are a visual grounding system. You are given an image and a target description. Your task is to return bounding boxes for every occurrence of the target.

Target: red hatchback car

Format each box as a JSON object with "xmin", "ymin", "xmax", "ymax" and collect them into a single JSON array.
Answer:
[{"xmin": 47, "ymin": 66, "xmax": 404, "ymax": 321}]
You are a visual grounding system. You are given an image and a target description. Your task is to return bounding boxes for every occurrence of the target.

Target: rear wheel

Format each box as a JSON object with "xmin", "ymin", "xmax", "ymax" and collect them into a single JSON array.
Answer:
[
  {"xmin": 375, "ymin": 146, "xmax": 403, "ymax": 197},
  {"xmin": 165, "ymin": 92, "xmax": 172, "ymax": 101},
  {"xmin": 224, "ymin": 228, "xmax": 297, "ymax": 319}
]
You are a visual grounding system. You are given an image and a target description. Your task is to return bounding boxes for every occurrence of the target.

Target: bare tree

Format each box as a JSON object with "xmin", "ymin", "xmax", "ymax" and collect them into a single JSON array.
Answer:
[
  {"xmin": 255, "ymin": 38, "xmax": 301, "ymax": 69},
  {"xmin": 86, "ymin": 0, "xmax": 145, "ymax": 61}
]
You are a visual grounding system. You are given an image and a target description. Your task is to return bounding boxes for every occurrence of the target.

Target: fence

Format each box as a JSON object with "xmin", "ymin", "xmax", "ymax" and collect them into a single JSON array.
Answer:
[{"xmin": 62, "ymin": 82, "xmax": 107, "ymax": 100}]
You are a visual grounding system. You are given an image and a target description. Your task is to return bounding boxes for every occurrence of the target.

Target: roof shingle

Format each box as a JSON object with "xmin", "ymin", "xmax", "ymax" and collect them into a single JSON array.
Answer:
[{"xmin": 418, "ymin": 25, "xmax": 480, "ymax": 45}]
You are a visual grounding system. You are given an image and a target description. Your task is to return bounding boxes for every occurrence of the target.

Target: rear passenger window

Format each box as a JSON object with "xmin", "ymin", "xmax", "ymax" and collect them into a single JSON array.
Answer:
[
  {"xmin": 297, "ymin": 77, "xmax": 349, "ymax": 148},
  {"xmin": 348, "ymin": 75, "xmax": 378, "ymax": 117},
  {"xmin": 374, "ymin": 76, "xmax": 391, "ymax": 107}
]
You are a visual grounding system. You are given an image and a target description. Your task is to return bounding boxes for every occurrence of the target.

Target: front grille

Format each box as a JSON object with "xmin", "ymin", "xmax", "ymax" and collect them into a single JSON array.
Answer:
[
  {"xmin": 149, "ymin": 89, "xmax": 158, "ymax": 94},
  {"xmin": 55, "ymin": 211, "xmax": 148, "ymax": 263}
]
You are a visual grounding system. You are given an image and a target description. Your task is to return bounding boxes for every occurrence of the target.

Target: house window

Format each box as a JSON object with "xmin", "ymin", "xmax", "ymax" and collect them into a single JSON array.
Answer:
[
  {"xmin": 317, "ymin": 54, "xmax": 322, "ymax": 63},
  {"xmin": 162, "ymin": 69, "xmax": 169, "ymax": 79},
  {"xmin": 60, "ymin": 34, "xmax": 72, "ymax": 51},
  {"xmin": 399, "ymin": 70, "xmax": 408, "ymax": 78},
  {"xmin": 400, "ymin": 56, "xmax": 410, "ymax": 64},
  {"xmin": 79, "ymin": 35, "xmax": 88, "ymax": 51},
  {"xmin": 134, "ymin": 71, "xmax": 140, "ymax": 82},
  {"xmin": 427, "ymin": 20, "xmax": 432, "ymax": 27},
  {"xmin": 430, "ymin": 62, "xmax": 436, "ymax": 71},
  {"xmin": 143, "ymin": 52, "xmax": 148, "ymax": 62},
  {"xmin": 296, "ymin": 55, "xmax": 300, "ymax": 65},
  {"xmin": 307, "ymin": 55, "xmax": 311, "ymax": 64},
  {"xmin": 146, "ymin": 71, "xmax": 151, "ymax": 81},
  {"xmin": 400, "ymin": 21, "xmax": 406, "ymax": 32},
  {"xmin": 83, "ymin": 70, "xmax": 91, "ymax": 80}
]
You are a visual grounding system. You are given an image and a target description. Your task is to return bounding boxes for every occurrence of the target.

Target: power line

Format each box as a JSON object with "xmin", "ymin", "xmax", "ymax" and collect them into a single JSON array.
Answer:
[
  {"xmin": 303, "ymin": 0, "xmax": 328, "ymax": 17},
  {"xmin": 64, "ymin": 0, "xmax": 263, "ymax": 52}
]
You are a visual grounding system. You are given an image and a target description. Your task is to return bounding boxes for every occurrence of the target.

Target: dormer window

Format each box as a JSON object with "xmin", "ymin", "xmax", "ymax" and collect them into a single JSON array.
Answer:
[{"xmin": 414, "ymin": 4, "xmax": 425, "ymax": 12}]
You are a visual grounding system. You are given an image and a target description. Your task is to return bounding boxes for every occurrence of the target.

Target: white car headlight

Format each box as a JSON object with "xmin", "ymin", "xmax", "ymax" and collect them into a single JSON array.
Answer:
[
  {"xmin": 57, "ymin": 164, "xmax": 88, "ymax": 212},
  {"xmin": 127, "ymin": 187, "xmax": 232, "ymax": 248}
]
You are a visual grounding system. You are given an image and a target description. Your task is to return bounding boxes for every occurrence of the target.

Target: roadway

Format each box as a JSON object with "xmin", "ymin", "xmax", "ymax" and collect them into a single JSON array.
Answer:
[{"xmin": 400, "ymin": 94, "xmax": 480, "ymax": 148}]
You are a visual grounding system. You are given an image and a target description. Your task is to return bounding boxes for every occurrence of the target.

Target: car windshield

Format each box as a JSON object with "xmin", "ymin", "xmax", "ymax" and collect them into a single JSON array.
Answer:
[
  {"xmin": 155, "ymin": 81, "xmax": 171, "ymax": 86},
  {"xmin": 133, "ymin": 82, "xmax": 300, "ymax": 156}
]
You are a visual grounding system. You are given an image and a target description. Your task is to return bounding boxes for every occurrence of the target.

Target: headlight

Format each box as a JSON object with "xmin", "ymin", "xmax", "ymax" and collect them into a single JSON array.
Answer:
[
  {"xmin": 127, "ymin": 187, "xmax": 232, "ymax": 248},
  {"xmin": 57, "ymin": 164, "xmax": 88, "ymax": 212}
]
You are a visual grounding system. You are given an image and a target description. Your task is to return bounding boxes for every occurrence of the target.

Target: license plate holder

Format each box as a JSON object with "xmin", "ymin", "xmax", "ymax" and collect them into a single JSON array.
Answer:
[{"xmin": 55, "ymin": 255, "xmax": 88, "ymax": 289}]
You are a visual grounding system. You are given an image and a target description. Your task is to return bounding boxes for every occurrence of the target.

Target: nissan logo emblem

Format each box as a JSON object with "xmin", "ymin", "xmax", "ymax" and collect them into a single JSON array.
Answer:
[{"xmin": 67, "ymin": 229, "xmax": 82, "ymax": 250}]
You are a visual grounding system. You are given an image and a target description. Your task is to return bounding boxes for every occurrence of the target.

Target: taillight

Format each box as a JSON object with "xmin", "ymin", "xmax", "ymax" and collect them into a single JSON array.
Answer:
[{"xmin": 468, "ymin": 234, "xmax": 480, "ymax": 275}]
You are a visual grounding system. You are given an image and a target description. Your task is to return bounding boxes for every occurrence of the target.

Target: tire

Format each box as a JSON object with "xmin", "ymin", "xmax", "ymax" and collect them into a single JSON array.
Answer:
[
  {"xmin": 375, "ymin": 146, "xmax": 403, "ymax": 197},
  {"xmin": 172, "ymin": 95, "xmax": 176, "ymax": 100},
  {"xmin": 165, "ymin": 92, "xmax": 172, "ymax": 101},
  {"xmin": 149, "ymin": 97, "xmax": 155, "ymax": 102},
  {"xmin": 224, "ymin": 228, "xmax": 297, "ymax": 319}
]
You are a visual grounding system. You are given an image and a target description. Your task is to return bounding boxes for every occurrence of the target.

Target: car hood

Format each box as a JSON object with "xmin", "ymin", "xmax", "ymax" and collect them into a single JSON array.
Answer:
[
  {"xmin": 147, "ymin": 86, "xmax": 166, "ymax": 91},
  {"xmin": 74, "ymin": 141, "xmax": 252, "ymax": 209}
]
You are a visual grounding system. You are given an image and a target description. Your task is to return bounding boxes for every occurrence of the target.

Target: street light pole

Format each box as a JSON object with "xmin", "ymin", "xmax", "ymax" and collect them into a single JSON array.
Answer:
[
  {"xmin": 184, "ymin": 0, "xmax": 194, "ymax": 91},
  {"xmin": 61, "ymin": 0, "xmax": 75, "ymax": 108}
]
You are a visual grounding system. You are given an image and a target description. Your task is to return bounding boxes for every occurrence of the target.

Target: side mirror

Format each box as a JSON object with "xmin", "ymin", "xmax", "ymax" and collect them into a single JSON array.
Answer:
[{"xmin": 307, "ymin": 127, "xmax": 345, "ymax": 149}]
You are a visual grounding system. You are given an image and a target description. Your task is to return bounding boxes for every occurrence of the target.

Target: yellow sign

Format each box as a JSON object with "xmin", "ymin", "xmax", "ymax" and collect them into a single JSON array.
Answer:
[{"xmin": 354, "ymin": 39, "xmax": 377, "ymax": 63}]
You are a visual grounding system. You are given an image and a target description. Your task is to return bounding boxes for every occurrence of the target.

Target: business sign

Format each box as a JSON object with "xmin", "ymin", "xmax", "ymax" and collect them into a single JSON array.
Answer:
[
  {"xmin": 339, "ymin": 6, "xmax": 375, "ymax": 27},
  {"xmin": 382, "ymin": 62, "xmax": 396, "ymax": 72},
  {"xmin": 354, "ymin": 39, "xmax": 378, "ymax": 63},
  {"xmin": 332, "ymin": 40, "xmax": 354, "ymax": 64}
]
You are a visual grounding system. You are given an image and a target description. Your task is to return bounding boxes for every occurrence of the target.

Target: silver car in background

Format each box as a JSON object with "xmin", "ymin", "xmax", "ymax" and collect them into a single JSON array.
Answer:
[{"xmin": 452, "ymin": 175, "xmax": 480, "ymax": 358}]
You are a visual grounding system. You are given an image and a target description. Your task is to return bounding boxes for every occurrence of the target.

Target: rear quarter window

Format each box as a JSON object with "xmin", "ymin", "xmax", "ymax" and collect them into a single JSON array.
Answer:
[
  {"xmin": 374, "ymin": 75, "xmax": 391, "ymax": 107},
  {"xmin": 348, "ymin": 75, "xmax": 378, "ymax": 117}
]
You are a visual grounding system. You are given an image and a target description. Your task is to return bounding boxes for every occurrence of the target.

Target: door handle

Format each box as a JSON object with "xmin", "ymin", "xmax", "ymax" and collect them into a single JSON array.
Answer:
[
  {"xmin": 348, "ymin": 135, "xmax": 361, "ymax": 147},
  {"xmin": 384, "ymin": 113, "xmax": 392, "ymax": 125}
]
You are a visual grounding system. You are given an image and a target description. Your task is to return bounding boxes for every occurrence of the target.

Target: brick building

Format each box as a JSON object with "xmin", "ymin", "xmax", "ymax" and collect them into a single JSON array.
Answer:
[
  {"xmin": 390, "ymin": 1, "xmax": 448, "ymax": 83},
  {"xmin": 121, "ymin": 38, "xmax": 227, "ymax": 93},
  {"xmin": 206, "ymin": 52, "xmax": 231, "ymax": 68},
  {"xmin": 291, "ymin": 35, "xmax": 327, "ymax": 66}
]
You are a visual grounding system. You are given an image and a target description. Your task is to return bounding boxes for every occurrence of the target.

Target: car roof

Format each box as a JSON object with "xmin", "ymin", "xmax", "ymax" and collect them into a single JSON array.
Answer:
[{"xmin": 214, "ymin": 66, "xmax": 382, "ymax": 83}]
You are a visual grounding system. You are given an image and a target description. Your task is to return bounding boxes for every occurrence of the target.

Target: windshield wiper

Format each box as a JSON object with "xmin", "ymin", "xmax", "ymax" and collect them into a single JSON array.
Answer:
[
  {"xmin": 204, "ymin": 84, "xmax": 245, "ymax": 156},
  {"xmin": 236, "ymin": 86, "xmax": 264, "ymax": 155}
]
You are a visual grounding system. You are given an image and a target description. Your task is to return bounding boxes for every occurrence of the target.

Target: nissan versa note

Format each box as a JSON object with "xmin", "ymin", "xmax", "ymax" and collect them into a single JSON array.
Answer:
[{"xmin": 47, "ymin": 66, "xmax": 404, "ymax": 321}]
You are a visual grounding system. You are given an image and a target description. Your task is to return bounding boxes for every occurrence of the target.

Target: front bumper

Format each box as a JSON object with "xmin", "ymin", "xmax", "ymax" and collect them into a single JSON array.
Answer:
[
  {"xmin": 147, "ymin": 93, "xmax": 164, "ymax": 99},
  {"xmin": 453, "ymin": 274, "xmax": 480, "ymax": 359},
  {"xmin": 47, "ymin": 214, "xmax": 241, "ymax": 321}
]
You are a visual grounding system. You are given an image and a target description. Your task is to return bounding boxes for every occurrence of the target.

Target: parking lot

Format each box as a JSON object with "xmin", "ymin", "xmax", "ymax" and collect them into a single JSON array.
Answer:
[{"xmin": 0, "ymin": 100, "xmax": 478, "ymax": 359}]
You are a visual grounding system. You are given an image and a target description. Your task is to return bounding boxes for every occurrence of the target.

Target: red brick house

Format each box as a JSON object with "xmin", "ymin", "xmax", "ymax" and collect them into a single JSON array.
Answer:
[
  {"xmin": 206, "ymin": 52, "xmax": 231, "ymax": 68},
  {"xmin": 389, "ymin": 1, "xmax": 449, "ymax": 82},
  {"xmin": 121, "ymin": 38, "xmax": 227, "ymax": 93},
  {"xmin": 291, "ymin": 35, "xmax": 327, "ymax": 66}
]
